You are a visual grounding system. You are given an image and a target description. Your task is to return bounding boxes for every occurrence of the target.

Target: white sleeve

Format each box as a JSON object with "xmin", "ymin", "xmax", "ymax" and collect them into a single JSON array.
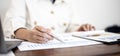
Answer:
[
  {"xmin": 65, "ymin": 2, "xmax": 80, "ymax": 32},
  {"xmin": 3, "ymin": 0, "xmax": 26, "ymax": 38}
]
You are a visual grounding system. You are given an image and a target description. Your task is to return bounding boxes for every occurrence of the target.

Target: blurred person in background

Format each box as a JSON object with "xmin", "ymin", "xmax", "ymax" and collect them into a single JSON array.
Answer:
[{"xmin": 3, "ymin": 0, "xmax": 95, "ymax": 43}]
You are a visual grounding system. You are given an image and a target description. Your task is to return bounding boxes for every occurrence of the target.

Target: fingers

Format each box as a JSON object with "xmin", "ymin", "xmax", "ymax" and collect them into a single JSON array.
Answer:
[
  {"xmin": 91, "ymin": 26, "xmax": 96, "ymax": 30},
  {"xmin": 85, "ymin": 24, "xmax": 94, "ymax": 31},
  {"xmin": 27, "ymin": 26, "xmax": 53, "ymax": 43},
  {"xmin": 78, "ymin": 24, "xmax": 96, "ymax": 31},
  {"xmin": 83, "ymin": 24, "xmax": 95, "ymax": 31},
  {"xmin": 34, "ymin": 26, "xmax": 51, "ymax": 33},
  {"xmin": 27, "ymin": 35, "xmax": 48, "ymax": 44},
  {"xmin": 32, "ymin": 29, "xmax": 53, "ymax": 40},
  {"xmin": 28, "ymin": 31, "xmax": 52, "ymax": 43},
  {"xmin": 35, "ymin": 36, "xmax": 48, "ymax": 43}
]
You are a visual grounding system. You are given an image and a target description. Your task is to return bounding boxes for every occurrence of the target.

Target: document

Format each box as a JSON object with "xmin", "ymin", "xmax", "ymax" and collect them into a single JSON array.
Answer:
[
  {"xmin": 0, "ymin": 51, "xmax": 15, "ymax": 56},
  {"xmin": 72, "ymin": 30, "xmax": 120, "ymax": 42},
  {"xmin": 18, "ymin": 30, "xmax": 120, "ymax": 51}
]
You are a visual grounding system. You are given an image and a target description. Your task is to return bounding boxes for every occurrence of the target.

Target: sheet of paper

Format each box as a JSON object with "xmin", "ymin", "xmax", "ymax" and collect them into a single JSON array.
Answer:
[
  {"xmin": 72, "ymin": 30, "xmax": 120, "ymax": 42},
  {"xmin": 18, "ymin": 30, "xmax": 120, "ymax": 51},
  {"xmin": 18, "ymin": 32, "xmax": 101, "ymax": 51},
  {"xmin": 0, "ymin": 51, "xmax": 15, "ymax": 56}
]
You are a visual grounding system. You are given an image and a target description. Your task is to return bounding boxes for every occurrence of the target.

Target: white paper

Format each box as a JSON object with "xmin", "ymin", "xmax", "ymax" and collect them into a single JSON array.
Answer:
[
  {"xmin": 0, "ymin": 51, "xmax": 15, "ymax": 56},
  {"xmin": 72, "ymin": 30, "xmax": 120, "ymax": 42},
  {"xmin": 18, "ymin": 30, "xmax": 120, "ymax": 51}
]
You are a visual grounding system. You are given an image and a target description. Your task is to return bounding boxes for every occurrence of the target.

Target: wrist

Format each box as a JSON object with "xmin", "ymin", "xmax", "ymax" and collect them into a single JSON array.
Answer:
[{"xmin": 14, "ymin": 28, "xmax": 30, "ymax": 40}]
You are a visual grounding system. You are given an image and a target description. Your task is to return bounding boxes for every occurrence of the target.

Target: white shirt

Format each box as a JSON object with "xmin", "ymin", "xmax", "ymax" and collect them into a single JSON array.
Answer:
[{"xmin": 3, "ymin": 0, "xmax": 79, "ymax": 38}]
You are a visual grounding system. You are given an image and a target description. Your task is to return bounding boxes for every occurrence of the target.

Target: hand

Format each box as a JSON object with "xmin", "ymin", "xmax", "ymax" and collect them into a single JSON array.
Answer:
[
  {"xmin": 15, "ymin": 26, "xmax": 53, "ymax": 43},
  {"xmin": 77, "ymin": 24, "xmax": 95, "ymax": 31}
]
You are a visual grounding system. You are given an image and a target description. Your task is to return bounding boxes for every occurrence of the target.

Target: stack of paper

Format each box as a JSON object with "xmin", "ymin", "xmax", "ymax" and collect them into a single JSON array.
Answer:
[{"xmin": 18, "ymin": 30, "xmax": 120, "ymax": 51}]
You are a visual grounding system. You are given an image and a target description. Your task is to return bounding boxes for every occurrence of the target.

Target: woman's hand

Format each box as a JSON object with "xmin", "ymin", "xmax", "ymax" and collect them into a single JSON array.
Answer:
[
  {"xmin": 15, "ymin": 26, "xmax": 53, "ymax": 43},
  {"xmin": 77, "ymin": 24, "xmax": 95, "ymax": 31}
]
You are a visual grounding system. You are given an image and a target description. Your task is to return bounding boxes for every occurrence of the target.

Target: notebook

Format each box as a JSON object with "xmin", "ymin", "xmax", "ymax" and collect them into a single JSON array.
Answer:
[{"xmin": 0, "ymin": 18, "xmax": 21, "ymax": 54}]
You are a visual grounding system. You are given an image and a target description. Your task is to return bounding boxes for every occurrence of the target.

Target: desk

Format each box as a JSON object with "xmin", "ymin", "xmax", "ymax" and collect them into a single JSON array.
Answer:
[{"xmin": 13, "ymin": 44, "xmax": 120, "ymax": 56}]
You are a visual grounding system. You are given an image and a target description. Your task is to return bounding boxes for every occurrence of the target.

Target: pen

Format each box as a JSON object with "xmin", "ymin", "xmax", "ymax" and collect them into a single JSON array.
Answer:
[
  {"xmin": 46, "ymin": 32, "xmax": 65, "ymax": 43},
  {"xmin": 34, "ymin": 22, "xmax": 64, "ymax": 43}
]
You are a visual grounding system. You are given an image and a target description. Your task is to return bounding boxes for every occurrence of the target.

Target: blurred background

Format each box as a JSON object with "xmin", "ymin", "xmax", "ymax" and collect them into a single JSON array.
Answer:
[{"xmin": 0, "ymin": 0, "xmax": 120, "ymax": 30}]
